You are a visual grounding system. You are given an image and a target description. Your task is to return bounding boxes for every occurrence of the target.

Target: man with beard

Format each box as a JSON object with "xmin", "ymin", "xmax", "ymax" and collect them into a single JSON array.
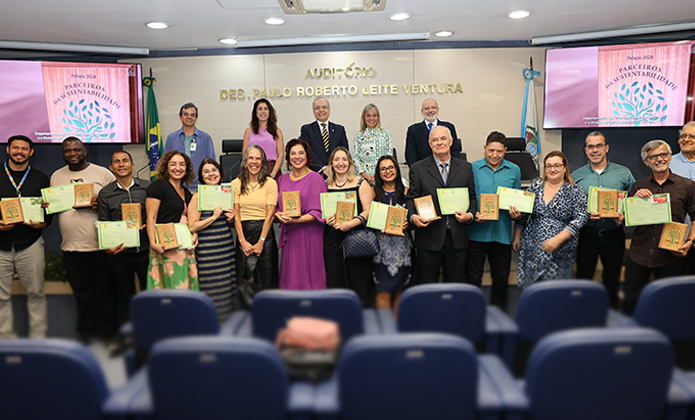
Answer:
[
  {"xmin": 623, "ymin": 139, "xmax": 695, "ymax": 314},
  {"xmin": 50, "ymin": 137, "xmax": 116, "ymax": 344},
  {"xmin": 0, "ymin": 135, "xmax": 53, "ymax": 338},
  {"xmin": 669, "ymin": 121, "xmax": 695, "ymax": 274}
]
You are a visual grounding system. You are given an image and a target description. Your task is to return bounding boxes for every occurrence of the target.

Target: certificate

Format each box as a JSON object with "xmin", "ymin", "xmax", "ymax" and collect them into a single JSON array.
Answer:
[
  {"xmin": 98, "ymin": 221, "xmax": 140, "ymax": 250},
  {"xmin": 496, "ymin": 186, "xmax": 535, "ymax": 213},
  {"xmin": 174, "ymin": 223, "xmax": 195, "ymax": 249},
  {"xmin": 2, "ymin": 197, "xmax": 44, "ymax": 223},
  {"xmin": 320, "ymin": 191, "xmax": 358, "ymax": 219},
  {"xmin": 436, "ymin": 188, "xmax": 469, "ymax": 215},
  {"xmin": 366, "ymin": 201, "xmax": 394, "ymax": 231},
  {"xmin": 587, "ymin": 186, "xmax": 628, "ymax": 214},
  {"xmin": 198, "ymin": 184, "xmax": 233, "ymax": 211},
  {"xmin": 624, "ymin": 193, "xmax": 672, "ymax": 227},
  {"xmin": 41, "ymin": 183, "xmax": 76, "ymax": 214}
]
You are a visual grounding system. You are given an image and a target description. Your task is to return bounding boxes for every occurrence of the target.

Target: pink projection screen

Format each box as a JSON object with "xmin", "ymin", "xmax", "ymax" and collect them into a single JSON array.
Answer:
[
  {"xmin": 544, "ymin": 41, "xmax": 695, "ymax": 129},
  {"xmin": 0, "ymin": 60, "xmax": 143, "ymax": 143}
]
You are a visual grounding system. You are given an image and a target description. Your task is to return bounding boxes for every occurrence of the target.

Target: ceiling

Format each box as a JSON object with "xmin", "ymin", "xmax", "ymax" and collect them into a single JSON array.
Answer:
[{"xmin": 1, "ymin": 0, "xmax": 694, "ymax": 54}]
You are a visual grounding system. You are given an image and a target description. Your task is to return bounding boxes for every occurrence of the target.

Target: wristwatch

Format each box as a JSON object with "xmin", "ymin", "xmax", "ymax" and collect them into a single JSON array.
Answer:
[{"xmin": 260, "ymin": 237, "xmax": 266, "ymax": 242}]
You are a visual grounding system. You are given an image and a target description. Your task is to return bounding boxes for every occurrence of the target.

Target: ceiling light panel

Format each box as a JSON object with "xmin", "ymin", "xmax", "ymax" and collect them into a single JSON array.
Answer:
[{"xmin": 278, "ymin": 0, "xmax": 385, "ymax": 14}]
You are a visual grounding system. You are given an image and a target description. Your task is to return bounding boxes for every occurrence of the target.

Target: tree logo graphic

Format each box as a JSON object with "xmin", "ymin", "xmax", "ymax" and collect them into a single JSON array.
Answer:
[
  {"xmin": 124, "ymin": 210, "xmax": 138, "ymax": 222},
  {"xmin": 612, "ymin": 82, "xmax": 668, "ymax": 126},
  {"xmin": 5, "ymin": 204, "xmax": 20, "ymax": 221},
  {"xmin": 163, "ymin": 230, "xmax": 174, "ymax": 244},
  {"xmin": 286, "ymin": 198, "xmax": 297, "ymax": 212},
  {"xmin": 601, "ymin": 196, "xmax": 616, "ymax": 213},
  {"xmin": 62, "ymin": 99, "xmax": 117, "ymax": 141},
  {"xmin": 338, "ymin": 208, "xmax": 351, "ymax": 222},
  {"xmin": 483, "ymin": 199, "xmax": 495, "ymax": 215},
  {"xmin": 389, "ymin": 213, "xmax": 402, "ymax": 229},
  {"xmin": 667, "ymin": 227, "xmax": 682, "ymax": 245}
]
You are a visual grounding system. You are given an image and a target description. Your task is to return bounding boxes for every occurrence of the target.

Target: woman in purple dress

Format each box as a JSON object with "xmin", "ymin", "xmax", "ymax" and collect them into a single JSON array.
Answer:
[{"xmin": 275, "ymin": 139, "xmax": 327, "ymax": 289}]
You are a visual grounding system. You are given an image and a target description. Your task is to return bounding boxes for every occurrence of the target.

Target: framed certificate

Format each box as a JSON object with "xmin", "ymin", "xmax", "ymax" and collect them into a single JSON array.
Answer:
[
  {"xmin": 282, "ymin": 191, "xmax": 302, "ymax": 217},
  {"xmin": 41, "ymin": 183, "xmax": 76, "ymax": 214},
  {"xmin": 659, "ymin": 222, "xmax": 688, "ymax": 252},
  {"xmin": 496, "ymin": 186, "xmax": 535, "ymax": 213},
  {"xmin": 624, "ymin": 193, "xmax": 672, "ymax": 227},
  {"xmin": 413, "ymin": 195, "xmax": 440, "ymax": 222},
  {"xmin": 367, "ymin": 201, "xmax": 407, "ymax": 231},
  {"xmin": 198, "ymin": 184, "xmax": 233, "ymax": 211},
  {"xmin": 2, "ymin": 197, "xmax": 44, "ymax": 223},
  {"xmin": 478, "ymin": 194, "xmax": 499, "ymax": 221},
  {"xmin": 0, "ymin": 198, "xmax": 24, "ymax": 224},
  {"xmin": 587, "ymin": 186, "xmax": 628, "ymax": 214},
  {"xmin": 98, "ymin": 221, "xmax": 140, "ymax": 249},
  {"xmin": 436, "ymin": 188, "xmax": 470, "ymax": 215},
  {"xmin": 384, "ymin": 206, "xmax": 407, "ymax": 236},
  {"xmin": 320, "ymin": 191, "xmax": 358, "ymax": 219},
  {"xmin": 335, "ymin": 201, "xmax": 355, "ymax": 223}
]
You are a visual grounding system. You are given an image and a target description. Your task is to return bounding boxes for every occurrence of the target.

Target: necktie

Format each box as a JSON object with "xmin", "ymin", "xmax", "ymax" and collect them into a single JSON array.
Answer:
[
  {"xmin": 428, "ymin": 122, "xmax": 433, "ymax": 132},
  {"xmin": 321, "ymin": 123, "xmax": 330, "ymax": 152},
  {"xmin": 440, "ymin": 163, "xmax": 448, "ymax": 184}
]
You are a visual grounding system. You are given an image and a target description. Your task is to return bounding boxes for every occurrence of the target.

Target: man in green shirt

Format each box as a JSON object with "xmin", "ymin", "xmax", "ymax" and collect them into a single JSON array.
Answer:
[{"xmin": 571, "ymin": 131, "xmax": 635, "ymax": 308}]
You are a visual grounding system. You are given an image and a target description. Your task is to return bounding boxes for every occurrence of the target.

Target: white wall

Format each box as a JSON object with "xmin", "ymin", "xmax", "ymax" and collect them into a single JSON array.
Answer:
[{"xmin": 123, "ymin": 48, "xmax": 560, "ymax": 173}]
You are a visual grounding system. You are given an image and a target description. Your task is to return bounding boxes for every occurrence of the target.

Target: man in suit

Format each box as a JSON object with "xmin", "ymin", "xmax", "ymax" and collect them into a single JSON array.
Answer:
[
  {"xmin": 299, "ymin": 96, "xmax": 349, "ymax": 173},
  {"xmin": 405, "ymin": 98, "xmax": 461, "ymax": 167},
  {"xmin": 406, "ymin": 126, "xmax": 477, "ymax": 284}
]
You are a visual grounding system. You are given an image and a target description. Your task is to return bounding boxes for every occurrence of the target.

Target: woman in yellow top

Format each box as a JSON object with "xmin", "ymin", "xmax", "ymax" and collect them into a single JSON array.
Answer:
[{"xmin": 231, "ymin": 145, "xmax": 279, "ymax": 305}]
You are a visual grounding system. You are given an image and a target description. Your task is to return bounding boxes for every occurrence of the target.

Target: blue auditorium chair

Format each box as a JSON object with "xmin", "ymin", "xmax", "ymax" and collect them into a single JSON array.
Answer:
[
  {"xmin": 0, "ymin": 338, "xmax": 135, "ymax": 420},
  {"xmin": 113, "ymin": 336, "xmax": 314, "ymax": 420},
  {"xmin": 388, "ymin": 284, "xmax": 517, "ymax": 360},
  {"xmin": 509, "ymin": 279, "xmax": 615, "ymax": 376},
  {"xmin": 630, "ymin": 276, "xmax": 695, "ymax": 371},
  {"xmin": 123, "ymin": 289, "xmax": 220, "ymax": 376},
  {"xmin": 221, "ymin": 289, "xmax": 380, "ymax": 341},
  {"xmin": 312, "ymin": 333, "xmax": 515, "ymax": 420},
  {"xmin": 496, "ymin": 328, "xmax": 692, "ymax": 420}
]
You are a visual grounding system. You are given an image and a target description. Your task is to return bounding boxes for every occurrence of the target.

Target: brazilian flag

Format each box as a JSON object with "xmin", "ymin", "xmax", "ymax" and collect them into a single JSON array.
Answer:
[{"xmin": 143, "ymin": 76, "xmax": 162, "ymax": 181}]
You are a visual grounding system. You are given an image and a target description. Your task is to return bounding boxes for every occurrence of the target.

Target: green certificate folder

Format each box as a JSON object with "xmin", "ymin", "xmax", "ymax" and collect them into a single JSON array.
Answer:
[
  {"xmin": 41, "ymin": 183, "xmax": 76, "ymax": 214},
  {"xmin": 174, "ymin": 223, "xmax": 195, "ymax": 249},
  {"xmin": 624, "ymin": 193, "xmax": 672, "ymax": 227},
  {"xmin": 198, "ymin": 184, "xmax": 233, "ymax": 211},
  {"xmin": 436, "ymin": 188, "xmax": 469, "ymax": 215},
  {"xmin": 366, "ymin": 201, "xmax": 402, "ymax": 231},
  {"xmin": 320, "ymin": 191, "xmax": 358, "ymax": 219},
  {"xmin": 98, "ymin": 221, "xmax": 140, "ymax": 249},
  {"xmin": 587, "ymin": 186, "xmax": 628, "ymax": 213},
  {"xmin": 496, "ymin": 186, "xmax": 535, "ymax": 213},
  {"xmin": 2, "ymin": 197, "xmax": 44, "ymax": 223}
]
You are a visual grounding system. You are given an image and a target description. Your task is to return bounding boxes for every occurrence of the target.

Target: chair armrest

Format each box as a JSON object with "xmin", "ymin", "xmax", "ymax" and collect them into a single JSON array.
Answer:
[
  {"xmin": 287, "ymin": 381, "xmax": 315, "ymax": 420},
  {"xmin": 362, "ymin": 309, "xmax": 380, "ymax": 335},
  {"xmin": 665, "ymin": 369, "xmax": 692, "ymax": 420},
  {"xmin": 103, "ymin": 369, "xmax": 149, "ymax": 418},
  {"xmin": 128, "ymin": 372, "xmax": 155, "ymax": 419},
  {"xmin": 486, "ymin": 306, "xmax": 519, "ymax": 369},
  {"xmin": 313, "ymin": 376, "xmax": 340, "ymax": 420},
  {"xmin": 484, "ymin": 311, "xmax": 501, "ymax": 355},
  {"xmin": 376, "ymin": 308, "xmax": 397, "ymax": 334},
  {"xmin": 478, "ymin": 354, "xmax": 529, "ymax": 419},
  {"xmin": 219, "ymin": 311, "xmax": 249, "ymax": 336},
  {"xmin": 236, "ymin": 314, "xmax": 253, "ymax": 337},
  {"xmin": 123, "ymin": 349, "xmax": 138, "ymax": 379},
  {"xmin": 606, "ymin": 309, "xmax": 634, "ymax": 328}
]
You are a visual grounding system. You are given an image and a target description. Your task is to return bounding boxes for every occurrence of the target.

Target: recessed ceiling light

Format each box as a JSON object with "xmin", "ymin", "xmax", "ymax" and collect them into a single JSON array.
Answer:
[
  {"xmin": 219, "ymin": 38, "xmax": 238, "ymax": 46},
  {"xmin": 146, "ymin": 22, "xmax": 168, "ymax": 30},
  {"xmin": 389, "ymin": 13, "xmax": 411, "ymax": 21},
  {"xmin": 508, "ymin": 10, "xmax": 530, "ymax": 19},
  {"xmin": 264, "ymin": 17, "xmax": 286, "ymax": 25},
  {"xmin": 434, "ymin": 30, "xmax": 453, "ymax": 37}
]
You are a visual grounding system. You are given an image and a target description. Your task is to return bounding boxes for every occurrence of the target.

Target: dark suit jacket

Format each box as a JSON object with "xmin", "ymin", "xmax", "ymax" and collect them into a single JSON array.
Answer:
[
  {"xmin": 406, "ymin": 156, "xmax": 477, "ymax": 252},
  {"xmin": 299, "ymin": 121, "xmax": 349, "ymax": 171},
  {"xmin": 405, "ymin": 120, "xmax": 460, "ymax": 167}
]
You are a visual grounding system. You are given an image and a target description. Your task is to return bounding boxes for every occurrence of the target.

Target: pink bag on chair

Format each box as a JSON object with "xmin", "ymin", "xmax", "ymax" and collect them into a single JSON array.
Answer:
[{"xmin": 275, "ymin": 317, "xmax": 340, "ymax": 351}]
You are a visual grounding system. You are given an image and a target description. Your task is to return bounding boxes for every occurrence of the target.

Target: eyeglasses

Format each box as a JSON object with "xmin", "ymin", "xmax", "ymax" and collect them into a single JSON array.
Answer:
[
  {"xmin": 646, "ymin": 153, "xmax": 670, "ymax": 162},
  {"xmin": 314, "ymin": 105, "xmax": 329, "ymax": 111},
  {"xmin": 585, "ymin": 144, "xmax": 606, "ymax": 151},
  {"xmin": 544, "ymin": 163, "xmax": 565, "ymax": 169},
  {"xmin": 379, "ymin": 165, "xmax": 396, "ymax": 173},
  {"xmin": 679, "ymin": 133, "xmax": 695, "ymax": 141}
]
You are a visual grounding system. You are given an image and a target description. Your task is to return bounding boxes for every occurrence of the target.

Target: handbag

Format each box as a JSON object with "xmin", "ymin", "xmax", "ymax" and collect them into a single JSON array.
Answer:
[
  {"xmin": 344, "ymin": 228, "xmax": 379, "ymax": 258},
  {"xmin": 276, "ymin": 317, "xmax": 341, "ymax": 383}
]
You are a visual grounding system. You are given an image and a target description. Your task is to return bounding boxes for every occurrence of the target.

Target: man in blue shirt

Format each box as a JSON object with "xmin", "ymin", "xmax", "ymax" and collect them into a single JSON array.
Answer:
[
  {"xmin": 571, "ymin": 131, "xmax": 635, "ymax": 308},
  {"xmin": 669, "ymin": 121, "xmax": 695, "ymax": 274},
  {"xmin": 164, "ymin": 102, "xmax": 216, "ymax": 192},
  {"xmin": 468, "ymin": 131, "xmax": 521, "ymax": 308}
]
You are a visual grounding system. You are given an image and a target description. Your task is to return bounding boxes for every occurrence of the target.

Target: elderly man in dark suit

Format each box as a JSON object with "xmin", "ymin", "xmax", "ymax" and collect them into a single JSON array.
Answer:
[
  {"xmin": 405, "ymin": 98, "xmax": 460, "ymax": 167},
  {"xmin": 406, "ymin": 126, "xmax": 477, "ymax": 284},
  {"xmin": 299, "ymin": 96, "xmax": 349, "ymax": 173}
]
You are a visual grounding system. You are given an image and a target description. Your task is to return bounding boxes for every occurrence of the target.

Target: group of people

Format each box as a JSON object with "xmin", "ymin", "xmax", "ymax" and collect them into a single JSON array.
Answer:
[{"xmin": 2, "ymin": 97, "xmax": 695, "ymax": 349}]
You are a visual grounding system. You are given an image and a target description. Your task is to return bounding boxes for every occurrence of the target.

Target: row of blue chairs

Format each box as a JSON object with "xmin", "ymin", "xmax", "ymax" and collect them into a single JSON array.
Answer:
[
  {"xmin": 121, "ymin": 276, "xmax": 694, "ymax": 378},
  {"xmin": 2, "ymin": 329, "xmax": 695, "ymax": 420}
]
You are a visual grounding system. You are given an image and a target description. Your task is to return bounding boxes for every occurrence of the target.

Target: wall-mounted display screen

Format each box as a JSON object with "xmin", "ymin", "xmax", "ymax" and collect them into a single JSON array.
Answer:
[
  {"xmin": 0, "ymin": 60, "xmax": 144, "ymax": 143},
  {"xmin": 544, "ymin": 41, "xmax": 694, "ymax": 129}
]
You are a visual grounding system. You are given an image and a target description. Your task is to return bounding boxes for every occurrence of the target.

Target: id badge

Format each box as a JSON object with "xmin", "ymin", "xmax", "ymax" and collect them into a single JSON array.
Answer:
[{"xmin": 189, "ymin": 141, "xmax": 197, "ymax": 152}]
